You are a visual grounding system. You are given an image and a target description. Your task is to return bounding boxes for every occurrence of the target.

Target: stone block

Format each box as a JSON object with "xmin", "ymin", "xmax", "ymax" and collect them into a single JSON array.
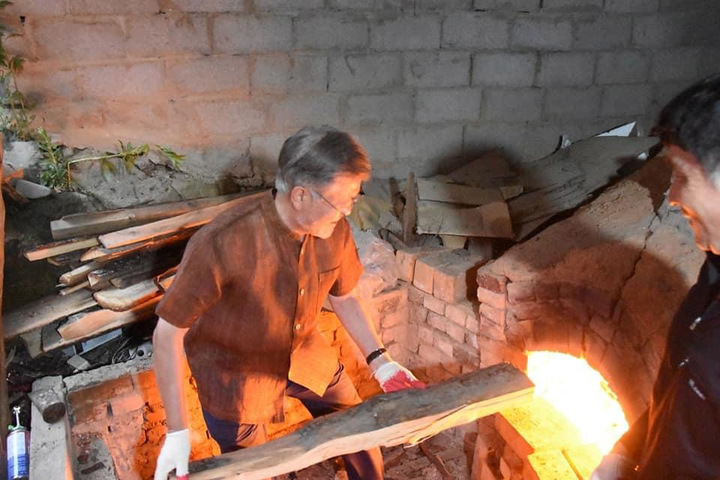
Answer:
[
  {"xmin": 169, "ymin": 55, "xmax": 249, "ymax": 95},
  {"xmin": 127, "ymin": 14, "xmax": 210, "ymax": 57},
  {"xmin": 442, "ymin": 13, "xmax": 510, "ymax": 49},
  {"xmin": 542, "ymin": 0, "xmax": 602, "ymax": 10},
  {"xmin": 214, "ymin": 14, "xmax": 292, "ymax": 53},
  {"xmin": 482, "ymin": 88, "xmax": 544, "ymax": 122},
  {"xmin": 70, "ymin": 0, "xmax": 159, "ymax": 14},
  {"xmin": 404, "ymin": 51, "xmax": 471, "ymax": 88},
  {"xmin": 417, "ymin": 88, "xmax": 482, "ymax": 124},
  {"xmin": 329, "ymin": 54, "xmax": 402, "ymax": 92},
  {"xmin": 346, "ymin": 93, "xmax": 414, "ymax": 126},
  {"xmin": 473, "ymin": 52, "xmax": 537, "ymax": 87},
  {"xmin": 33, "ymin": 19, "xmax": 126, "ymax": 61},
  {"xmin": 477, "ymin": 285, "xmax": 507, "ymax": 310},
  {"xmin": 296, "ymin": 14, "xmax": 368, "ymax": 50},
  {"xmin": 650, "ymin": 48, "xmax": 702, "ymax": 82},
  {"xmin": 511, "ymin": 17, "xmax": 572, "ymax": 51},
  {"xmin": 537, "ymin": 53, "xmax": 595, "ymax": 87},
  {"xmin": 601, "ymin": 84, "xmax": 653, "ymax": 117},
  {"xmin": 574, "ymin": 15, "xmax": 632, "ymax": 50},
  {"xmin": 194, "ymin": 100, "xmax": 267, "ymax": 136},
  {"xmin": 604, "ymin": 0, "xmax": 659, "ymax": 12},
  {"xmin": 371, "ymin": 16, "xmax": 442, "ymax": 50},
  {"xmin": 596, "ymin": 51, "xmax": 650, "ymax": 85},
  {"xmin": 396, "ymin": 125, "xmax": 464, "ymax": 176},
  {"xmin": 474, "ymin": 0, "xmax": 540, "ymax": 10},
  {"xmin": 270, "ymin": 94, "xmax": 341, "ymax": 130},
  {"xmin": 544, "ymin": 87, "xmax": 602, "ymax": 119},
  {"xmin": 424, "ymin": 294, "xmax": 447, "ymax": 315}
]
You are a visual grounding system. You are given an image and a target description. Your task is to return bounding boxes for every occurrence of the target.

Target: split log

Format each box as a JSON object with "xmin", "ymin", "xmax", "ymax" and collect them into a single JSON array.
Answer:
[
  {"xmin": 94, "ymin": 279, "xmax": 161, "ymax": 312},
  {"xmin": 417, "ymin": 200, "xmax": 513, "ymax": 238},
  {"xmin": 51, "ymin": 193, "xmax": 245, "ymax": 240},
  {"xmin": 156, "ymin": 270, "xmax": 176, "ymax": 292},
  {"xmin": 24, "ymin": 237, "xmax": 99, "ymax": 262},
  {"xmin": 99, "ymin": 194, "xmax": 252, "ymax": 249},
  {"xmin": 186, "ymin": 363, "xmax": 533, "ymax": 479},
  {"xmin": 87, "ymin": 249, "xmax": 182, "ymax": 288},
  {"xmin": 58, "ymin": 280, "xmax": 90, "ymax": 296},
  {"xmin": 55, "ymin": 296, "xmax": 160, "ymax": 342},
  {"xmin": 28, "ymin": 388, "xmax": 66, "ymax": 424},
  {"xmin": 4, "ymin": 290, "xmax": 97, "ymax": 340},
  {"xmin": 80, "ymin": 227, "xmax": 196, "ymax": 263},
  {"xmin": 47, "ymin": 249, "xmax": 85, "ymax": 267},
  {"xmin": 59, "ymin": 260, "xmax": 107, "ymax": 286}
]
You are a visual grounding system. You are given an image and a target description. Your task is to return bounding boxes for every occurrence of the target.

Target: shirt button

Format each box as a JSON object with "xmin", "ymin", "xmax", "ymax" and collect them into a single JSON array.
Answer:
[
  {"xmin": 295, "ymin": 324, "xmax": 302, "ymax": 331},
  {"xmin": 299, "ymin": 288, "xmax": 305, "ymax": 296}
]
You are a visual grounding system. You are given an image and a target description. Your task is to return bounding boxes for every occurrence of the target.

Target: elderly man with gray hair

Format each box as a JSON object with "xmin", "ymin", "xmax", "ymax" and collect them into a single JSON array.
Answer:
[
  {"xmin": 152, "ymin": 126, "xmax": 424, "ymax": 480},
  {"xmin": 592, "ymin": 75, "xmax": 720, "ymax": 479}
]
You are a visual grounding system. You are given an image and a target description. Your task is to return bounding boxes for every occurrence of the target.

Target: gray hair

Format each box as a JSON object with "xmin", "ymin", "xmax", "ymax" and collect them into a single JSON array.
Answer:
[{"xmin": 275, "ymin": 126, "xmax": 371, "ymax": 193}]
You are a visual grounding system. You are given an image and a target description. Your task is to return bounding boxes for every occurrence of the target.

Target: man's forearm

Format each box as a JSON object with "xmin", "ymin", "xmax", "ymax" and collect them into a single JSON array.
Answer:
[{"xmin": 153, "ymin": 318, "xmax": 190, "ymax": 432}]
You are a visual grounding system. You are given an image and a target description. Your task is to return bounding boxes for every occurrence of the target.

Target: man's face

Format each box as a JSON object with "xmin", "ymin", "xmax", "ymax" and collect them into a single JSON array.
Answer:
[
  {"xmin": 667, "ymin": 144, "xmax": 720, "ymax": 255},
  {"xmin": 292, "ymin": 174, "xmax": 364, "ymax": 239}
]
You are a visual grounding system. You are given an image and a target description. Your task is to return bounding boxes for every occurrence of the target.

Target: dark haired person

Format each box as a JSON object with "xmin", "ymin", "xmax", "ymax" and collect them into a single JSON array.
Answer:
[
  {"xmin": 592, "ymin": 76, "xmax": 720, "ymax": 480},
  {"xmin": 152, "ymin": 126, "xmax": 424, "ymax": 480}
]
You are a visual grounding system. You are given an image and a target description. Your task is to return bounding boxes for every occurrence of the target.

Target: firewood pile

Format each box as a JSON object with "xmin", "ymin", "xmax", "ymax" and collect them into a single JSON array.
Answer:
[{"xmin": 6, "ymin": 193, "xmax": 247, "ymax": 356}]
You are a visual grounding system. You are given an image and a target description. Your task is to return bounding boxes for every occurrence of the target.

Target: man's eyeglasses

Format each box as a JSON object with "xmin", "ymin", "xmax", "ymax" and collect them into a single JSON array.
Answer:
[{"xmin": 312, "ymin": 189, "xmax": 362, "ymax": 216}]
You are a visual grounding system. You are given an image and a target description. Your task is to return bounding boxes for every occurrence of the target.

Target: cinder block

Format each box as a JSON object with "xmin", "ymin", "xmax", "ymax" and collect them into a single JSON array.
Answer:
[
  {"xmin": 288, "ymin": 55, "xmax": 328, "ymax": 93},
  {"xmin": 77, "ymin": 63, "xmax": 165, "ymax": 100},
  {"xmin": 537, "ymin": 53, "xmax": 595, "ymax": 87},
  {"xmin": 512, "ymin": 17, "xmax": 572, "ymax": 50},
  {"xmin": 351, "ymin": 129, "xmax": 396, "ymax": 164},
  {"xmin": 574, "ymin": 16, "xmax": 632, "ymax": 50},
  {"xmin": 416, "ymin": 88, "xmax": 482, "ymax": 124},
  {"xmin": 474, "ymin": 0, "xmax": 540, "ymax": 10},
  {"xmin": 601, "ymin": 84, "xmax": 653, "ymax": 116},
  {"xmin": 296, "ymin": 15, "xmax": 368, "ymax": 50},
  {"xmin": 33, "ymin": 19, "xmax": 125, "ymax": 61},
  {"xmin": 633, "ymin": 12, "xmax": 695, "ymax": 48},
  {"xmin": 442, "ymin": 13, "xmax": 510, "ymax": 49},
  {"xmin": 194, "ymin": 100, "xmax": 267, "ymax": 136},
  {"xmin": 397, "ymin": 125, "xmax": 463, "ymax": 176},
  {"xmin": 472, "ymin": 52, "xmax": 536, "ymax": 87},
  {"xmin": 650, "ymin": 48, "xmax": 702, "ymax": 82},
  {"xmin": 255, "ymin": 0, "xmax": 324, "ymax": 10},
  {"xmin": 328, "ymin": 0, "xmax": 411, "ymax": 8},
  {"xmin": 371, "ymin": 16, "xmax": 442, "ymax": 50},
  {"xmin": 346, "ymin": 93, "xmax": 414, "ymax": 126},
  {"xmin": 542, "ymin": 0, "xmax": 602, "ymax": 10},
  {"xmin": 417, "ymin": 0, "xmax": 472, "ymax": 10},
  {"xmin": 169, "ymin": 55, "xmax": 249, "ymax": 95},
  {"xmin": 404, "ymin": 51, "xmax": 471, "ymax": 87},
  {"xmin": 269, "ymin": 94, "xmax": 341, "ymax": 130},
  {"xmin": 476, "ymin": 285, "xmax": 507, "ymax": 310},
  {"xmin": 127, "ymin": 14, "xmax": 210, "ymax": 57},
  {"xmin": 7, "ymin": 0, "xmax": 66, "ymax": 15},
  {"xmin": 167, "ymin": 0, "xmax": 250, "ymax": 12},
  {"xmin": 424, "ymin": 294, "xmax": 447, "ymax": 315},
  {"xmin": 69, "ymin": 0, "xmax": 158, "ymax": 14},
  {"xmin": 604, "ymin": 0, "xmax": 658, "ymax": 12},
  {"xmin": 544, "ymin": 87, "xmax": 602, "ymax": 119},
  {"xmin": 214, "ymin": 14, "xmax": 292, "ymax": 53},
  {"xmin": 482, "ymin": 88, "xmax": 544, "ymax": 122},
  {"xmin": 329, "ymin": 54, "xmax": 402, "ymax": 92},
  {"xmin": 250, "ymin": 54, "xmax": 291, "ymax": 94},
  {"xmin": 596, "ymin": 51, "xmax": 649, "ymax": 84}
]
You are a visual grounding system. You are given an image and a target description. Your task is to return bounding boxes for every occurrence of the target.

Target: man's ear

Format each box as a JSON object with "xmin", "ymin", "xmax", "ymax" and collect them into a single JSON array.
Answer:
[{"xmin": 289, "ymin": 185, "xmax": 307, "ymax": 210}]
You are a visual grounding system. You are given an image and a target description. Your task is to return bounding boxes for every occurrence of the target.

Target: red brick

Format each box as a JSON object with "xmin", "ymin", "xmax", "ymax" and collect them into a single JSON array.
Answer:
[
  {"xmin": 480, "ymin": 303, "xmax": 506, "ymax": 328},
  {"xmin": 477, "ymin": 286, "xmax": 507, "ymax": 310},
  {"xmin": 476, "ymin": 271, "xmax": 507, "ymax": 294},
  {"xmin": 445, "ymin": 320, "xmax": 467, "ymax": 343},
  {"xmin": 423, "ymin": 294, "xmax": 447, "ymax": 315},
  {"xmin": 110, "ymin": 393, "xmax": 146, "ymax": 415},
  {"xmin": 434, "ymin": 254, "xmax": 486, "ymax": 303},
  {"xmin": 445, "ymin": 301, "xmax": 473, "ymax": 327},
  {"xmin": 373, "ymin": 286, "xmax": 408, "ymax": 315},
  {"xmin": 408, "ymin": 284, "xmax": 426, "ymax": 304},
  {"xmin": 495, "ymin": 414, "xmax": 534, "ymax": 457},
  {"xmin": 413, "ymin": 250, "xmax": 450, "ymax": 293},
  {"xmin": 507, "ymin": 281, "xmax": 536, "ymax": 304},
  {"xmin": 381, "ymin": 306, "xmax": 409, "ymax": 329},
  {"xmin": 395, "ymin": 246, "xmax": 424, "ymax": 282},
  {"xmin": 433, "ymin": 334, "xmax": 455, "ymax": 358},
  {"xmin": 480, "ymin": 314, "xmax": 506, "ymax": 342}
]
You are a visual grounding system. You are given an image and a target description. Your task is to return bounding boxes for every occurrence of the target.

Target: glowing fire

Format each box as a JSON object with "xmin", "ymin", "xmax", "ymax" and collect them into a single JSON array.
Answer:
[{"xmin": 526, "ymin": 351, "xmax": 629, "ymax": 454}]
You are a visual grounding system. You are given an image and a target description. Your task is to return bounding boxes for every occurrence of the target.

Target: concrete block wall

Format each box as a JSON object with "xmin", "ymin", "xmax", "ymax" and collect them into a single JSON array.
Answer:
[{"xmin": 7, "ymin": 0, "xmax": 719, "ymax": 180}]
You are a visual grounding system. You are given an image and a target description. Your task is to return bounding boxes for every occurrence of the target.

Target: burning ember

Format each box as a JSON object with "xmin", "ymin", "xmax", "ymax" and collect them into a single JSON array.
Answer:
[{"xmin": 526, "ymin": 351, "xmax": 629, "ymax": 454}]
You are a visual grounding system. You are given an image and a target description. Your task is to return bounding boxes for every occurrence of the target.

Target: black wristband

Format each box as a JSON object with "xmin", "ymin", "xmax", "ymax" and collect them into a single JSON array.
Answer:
[{"xmin": 366, "ymin": 347, "xmax": 388, "ymax": 365}]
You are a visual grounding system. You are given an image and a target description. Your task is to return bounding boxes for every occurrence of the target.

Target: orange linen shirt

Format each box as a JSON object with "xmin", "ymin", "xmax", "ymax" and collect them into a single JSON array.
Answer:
[{"xmin": 155, "ymin": 190, "xmax": 363, "ymax": 423}]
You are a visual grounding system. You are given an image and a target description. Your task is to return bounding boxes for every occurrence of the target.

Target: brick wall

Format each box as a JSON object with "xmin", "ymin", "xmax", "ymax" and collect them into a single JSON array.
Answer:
[{"xmin": 7, "ymin": 0, "xmax": 719, "ymax": 180}]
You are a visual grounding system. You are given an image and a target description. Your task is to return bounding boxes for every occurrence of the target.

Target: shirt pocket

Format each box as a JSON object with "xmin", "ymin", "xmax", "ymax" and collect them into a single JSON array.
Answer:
[{"xmin": 316, "ymin": 267, "xmax": 340, "ymax": 313}]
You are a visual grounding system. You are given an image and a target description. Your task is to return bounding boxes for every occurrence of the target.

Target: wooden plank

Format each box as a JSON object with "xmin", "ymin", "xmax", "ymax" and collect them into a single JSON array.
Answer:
[
  {"xmin": 445, "ymin": 150, "xmax": 520, "ymax": 188},
  {"xmin": 51, "ymin": 193, "xmax": 246, "ymax": 240},
  {"xmin": 416, "ymin": 179, "xmax": 504, "ymax": 206},
  {"xmin": 47, "ymin": 249, "xmax": 84, "ymax": 267},
  {"xmin": 94, "ymin": 279, "xmax": 161, "ymax": 312},
  {"xmin": 99, "ymin": 194, "xmax": 251, "ymax": 249},
  {"xmin": 56, "ymin": 297, "xmax": 160, "ymax": 341},
  {"xmin": 4, "ymin": 290, "xmax": 97, "ymax": 340},
  {"xmin": 86, "ymin": 249, "xmax": 181, "ymax": 288},
  {"xmin": 186, "ymin": 363, "xmax": 534, "ymax": 479},
  {"xmin": 156, "ymin": 270, "xmax": 176, "ymax": 292},
  {"xmin": 24, "ymin": 237, "xmax": 99, "ymax": 262},
  {"xmin": 59, "ymin": 260, "xmax": 107, "ymax": 286},
  {"xmin": 80, "ymin": 227, "xmax": 196, "ymax": 263},
  {"xmin": 402, "ymin": 172, "xmax": 417, "ymax": 246},
  {"xmin": 58, "ymin": 280, "xmax": 90, "ymax": 296},
  {"xmin": 417, "ymin": 200, "xmax": 513, "ymax": 238}
]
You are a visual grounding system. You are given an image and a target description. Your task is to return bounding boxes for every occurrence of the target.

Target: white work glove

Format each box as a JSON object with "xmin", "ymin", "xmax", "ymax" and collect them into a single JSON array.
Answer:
[
  {"xmin": 154, "ymin": 429, "xmax": 190, "ymax": 480},
  {"xmin": 372, "ymin": 360, "xmax": 426, "ymax": 393},
  {"xmin": 590, "ymin": 453, "xmax": 637, "ymax": 480}
]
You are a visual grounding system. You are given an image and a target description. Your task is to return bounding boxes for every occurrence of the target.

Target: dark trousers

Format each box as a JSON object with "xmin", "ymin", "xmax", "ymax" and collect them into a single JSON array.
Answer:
[{"xmin": 202, "ymin": 364, "xmax": 384, "ymax": 480}]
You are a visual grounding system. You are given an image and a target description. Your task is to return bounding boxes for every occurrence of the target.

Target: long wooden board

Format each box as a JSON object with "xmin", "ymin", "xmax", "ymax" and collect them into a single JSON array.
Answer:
[
  {"xmin": 4, "ymin": 290, "xmax": 97, "ymax": 340},
  {"xmin": 94, "ymin": 279, "xmax": 160, "ymax": 312},
  {"xmin": 24, "ymin": 237, "xmax": 99, "ymax": 262},
  {"xmin": 99, "ymin": 195, "xmax": 252, "ymax": 249},
  {"xmin": 417, "ymin": 200, "xmax": 513, "ymax": 238},
  {"xmin": 50, "ymin": 193, "xmax": 245, "ymax": 240},
  {"xmin": 81, "ymin": 228, "xmax": 196, "ymax": 263},
  {"xmin": 57, "ymin": 297, "xmax": 160, "ymax": 340},
  {"xmin": 186, "ymin": 363, "xmax": 534, "ymax": 479}
]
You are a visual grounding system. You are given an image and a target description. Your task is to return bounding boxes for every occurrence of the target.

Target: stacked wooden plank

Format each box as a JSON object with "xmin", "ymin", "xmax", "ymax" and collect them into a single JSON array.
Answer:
[{"xmin": 8, "ymin": 193, "xmax": 250, "ymax": 355}]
